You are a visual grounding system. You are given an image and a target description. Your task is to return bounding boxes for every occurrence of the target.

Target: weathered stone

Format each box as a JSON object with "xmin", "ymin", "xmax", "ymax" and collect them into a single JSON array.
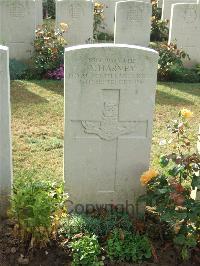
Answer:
[
  {"xmin": 169, "ymin": 3, "xmax": 200, "ymax": 67},
  {"xmin": 0, "ymin": 46, "xmax": 12, "ymax": 218},
  {"xmin": 64, "ymin": 44, "xmax": 158, "ymax": 215},
  {"xmin": 56, "ymin": 0, "xmax": 93, "ymax": 46},
  {"xmin": 162, "ymin": 0, "xmax": 197, "ymax": 21},
  {"xmin": 0, "ymin": 0, "xmax": 38, "ymax": 60},
  {"xmin": 114, "ymin": 0, "xmax": 151, "ymax": 46},
  {"xmin": 35, "ymin": 0, "xmax": 43, "ymax": 26}
]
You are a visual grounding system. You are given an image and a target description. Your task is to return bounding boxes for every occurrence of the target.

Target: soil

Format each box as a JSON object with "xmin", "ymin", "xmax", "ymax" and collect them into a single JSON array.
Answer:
[{"xmin": 0, "ymin": 218, "xmax": 200, "ymax": 266}]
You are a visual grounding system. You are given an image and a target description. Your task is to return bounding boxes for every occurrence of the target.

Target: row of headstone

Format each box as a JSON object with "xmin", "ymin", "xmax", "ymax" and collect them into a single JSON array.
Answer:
[
  {"xmin": 0, "ymin": 43, "xmax": 159, "ymax": 217},
  {"xmin": 0, "ymin": 0, "xmax": 153, "ymax": 60},
  {"xmin": 0, "ymin": 46, "xmax": 12, "ymax": 218},
  {"xmin": 56, "ymin": 0, "xmax": 152, "ymax": 47}
]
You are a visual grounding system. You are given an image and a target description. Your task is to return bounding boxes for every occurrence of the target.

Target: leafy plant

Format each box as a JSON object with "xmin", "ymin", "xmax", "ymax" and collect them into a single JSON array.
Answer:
[
  {"xmin": 151, "ymin": 0, "xmax": 169, "ymax": 42},
  {"xmin": 30, "ymin": 23, "xmax": 67, "ymax": 79},
  {"xmin": 59, "ymin": 212, "xmax": 133, "ymax": 239},
  {"xmin": 106, "ymin": 229, "xmax": 152, "ymax": 263},
  {"xmin": 169, "ymin": 65, "xmax": 200, "ymax": 83},
  {"xmin": 139, "ymin": 109, "xmax": 200, "ymax": 260},
  {"xmin": 93, "ymin": 2, "xmax": 114, "ymax": 41},
  {"xmin": 9, "ymin": 59, "xmax": 28, "ymax": 80},
  {"xmin": 70, "ymin": 235, "xmax": 103, "ymax": 266},
  {"xmin": 9, "ymin": 176, "xmax": 68, "ymax": 247},
  {"xmin": 150, "ymin": 42, "xmax": 189, "ymax": 81}
]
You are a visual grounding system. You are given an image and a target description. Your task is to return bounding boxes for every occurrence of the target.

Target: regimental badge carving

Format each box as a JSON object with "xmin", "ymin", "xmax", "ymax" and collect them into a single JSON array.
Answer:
[{"xmin": 82, "ymin": 102, "xmax": 137, "ymax": 141}]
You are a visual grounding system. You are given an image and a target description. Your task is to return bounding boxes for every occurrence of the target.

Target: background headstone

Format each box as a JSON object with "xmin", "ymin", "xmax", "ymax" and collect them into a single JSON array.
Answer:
[
  {"xmin": 169, "ymin": 3, "xmax": 200, "ymax": 67},
  {"xmin": 95, "ymin": 0, "xmax": 150, "ymax": 36},
  {"xmin": 0, "ymin": 0, "xmax": 37, "ymax": 60},
  {"xmin": 64, "ymin": 44, "xmax": 158, "ymax": 213},
  {"xmin": 35, "ymin": 0, "xmax": 43, "ymax": 26},
  {"xmin": 162, "ymin": 0, "xmax": 197, "ymax": 21},
  {"xmin": 114, "ymin": 0, "xmax": 151, "ymax": 46},
  {"xmin": 56, "ymin": 0, "xmax": 93, "ymax": 46},
  {"xmin": 0, "ymin": 45, "xmax": 12, "ymax": 218}
]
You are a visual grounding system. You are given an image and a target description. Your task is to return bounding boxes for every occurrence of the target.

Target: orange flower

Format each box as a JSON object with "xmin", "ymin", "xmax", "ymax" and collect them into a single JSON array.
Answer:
[
  {"xmin": 140, "ymin": 169, "xmax": 158, "ymax": 186},
  {"xmin": 180, "ymin": 108, "xmax": 193, "ymax": 119}
]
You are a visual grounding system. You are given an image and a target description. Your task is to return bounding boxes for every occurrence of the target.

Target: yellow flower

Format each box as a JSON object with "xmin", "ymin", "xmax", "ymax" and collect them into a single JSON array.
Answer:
[
  {"xmin": 180, "ymin": 108, "xmax": 193, "ymax": 119},
  {"xmin": 140, "ymin": 169, "xmax": 158, "ymax": 186},
  {"xmin": 60, "ymin": 22, "xmax": 68, "ymax": 32}
]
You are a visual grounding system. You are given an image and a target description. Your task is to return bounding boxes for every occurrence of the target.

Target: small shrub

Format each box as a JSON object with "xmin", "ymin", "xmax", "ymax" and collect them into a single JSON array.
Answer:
[
  {"xmin": 59, "ymin": 212, "xmax": 133, "ymax": 239},
  {"xmin": 151, "ymin": 1, "xmax": 169, "ymax": 42},
  {"xmin": 9, "ymin": 59, "xmax": 28, "ymax": 80},
  {"xmin": 93, "ymin": 2, "xmax": 114, "ymax": 41},
  {"xmin": 169, "ymin": 65, "xmax": 200, "ymax": 83},
  {"xmin": 9, "ymin": 176, "xmax": 67, "ymax": 247},
  {"xmin": 106, "ymin": 229, "xmax": 152, "ymax": 263},
  {"xmin": 46, "ymin": 64, "xmax": 64, "ymax": 80},
  {"xmin": 150, "ymin": 42, "xmax": 189, "ymax": 81},
  {"xmin": 70, "ymin": 235, "xmax": 103, "ymax": 266},
  {"xmin": 30, "ymin": 23, "xmax": 67, "ymax": 79},
  {"xmin": 139, "ymin": 109, "xmax": 200, "ymax": 260}
]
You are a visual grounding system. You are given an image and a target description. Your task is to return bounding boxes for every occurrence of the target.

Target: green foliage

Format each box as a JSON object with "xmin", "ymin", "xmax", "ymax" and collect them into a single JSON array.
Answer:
[
  {"xmin": 168, "ymin": 65, "xmax": 200, "ymax": 83},
  {"xmin": 30, "ymin": 23, "xmax": 67, "ymax": 79},
  {"xmin": 93, "ymin": 2, "xmax": 114, "ymax": 41},
  {"xmin": 106, "ymin": 229, "xmax": 152, "ymax": 263},
  {"xmin": 151, "ymin": 1, "xmax": 169, "ymax": 42},
  {"xmin": 9, "ymin": 59, "xmax": 28, "ymax": 80},
  {"xmin": 70, "ymin": 235, "xmax": 103, "ymax": 266},
  {"xmin": 138, "ymin": 110, "xmax": 200, "ymax": 260},
  {"xmin": 150, "ymin": 42, "xmax": 189, "ymax": 81},
  {"xmin": 59, "ymin": 212, "xmax": 133, "ymax": 239},
  {"xmin": 10, "ymin": 175, "xmax": 67, "ymax": 247},
  {"xmin": 44, "ymin": 0, "xmax": 55, "ymax": 19}
]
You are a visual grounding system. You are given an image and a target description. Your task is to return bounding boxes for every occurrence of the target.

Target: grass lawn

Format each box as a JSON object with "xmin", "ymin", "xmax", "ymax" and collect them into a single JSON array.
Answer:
[{"xmin": 11, "ymin": 80, "xmax": 200, "ymax": 181}]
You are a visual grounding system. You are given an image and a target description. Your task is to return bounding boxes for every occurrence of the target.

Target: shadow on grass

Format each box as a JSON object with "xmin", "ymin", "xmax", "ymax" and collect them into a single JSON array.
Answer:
[
  {"xmin": 159, "ymin": 82, "xmax": 200, "ymax": 98},
  {"xmin": 156, "ymin": 89, "xmax": 194, "ymax": 106},
  {"xmin": 11, "ymin": 81, "xmax": 49, "ymax": 104},
  {"xmin": 31, "ymin": 80, "xmax": 64, "ymax": 96}
]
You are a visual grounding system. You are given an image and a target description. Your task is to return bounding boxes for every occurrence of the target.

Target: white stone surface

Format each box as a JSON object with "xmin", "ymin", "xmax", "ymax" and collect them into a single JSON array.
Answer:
[
  {"xmin": 0, "ymin": 0, "xmax": 37, "ymax": 60},
  {"xmin": 35, "ymin": 0, "xmax": 43, "ymax": 26},
  {"xmin": 56, "ymin": 0, "xmax": 93, "ymax": 46},
  {"xmin": 114, "ymin": 1, "xmax": 151, "ymax": 46},
  {"xmin": 169, "ymin": 3, "xmax": 200, "ymax": 67},
  {"xmin": 162, "ymin": 0, "xmax": 197, "ymax": 21},
  {"xmin": 64, "ymin": 44, "xmax": 158, "ymax": 214},
  {"xmin": 0, "ymin": 46, "xmax": 12, "ymax": 218},
  {"xmin": 95, "ymin": 0, "xmax": 150, "ymax": 36}
]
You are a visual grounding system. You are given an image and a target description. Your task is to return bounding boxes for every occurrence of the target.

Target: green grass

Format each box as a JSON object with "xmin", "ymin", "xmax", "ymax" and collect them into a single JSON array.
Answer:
[{"xmin": 11, "ymin": 80, "xmax": 200, "ymax": 180}]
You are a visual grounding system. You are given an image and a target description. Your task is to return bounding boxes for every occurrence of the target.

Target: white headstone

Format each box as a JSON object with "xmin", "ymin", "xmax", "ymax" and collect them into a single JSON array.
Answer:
[
  {"xmin": 114, "ymin": 0, "xmax": 151, "ymax": 46},
  {"xmin": 35, "ymin": 0, "xmax": 43, "ymax": 27},
  {"xmin": 0, "ymin": 46, "xmax": 12, "ymax": 218},
  {"xmin": 56, "ymin": 0, "xmax": 93, "ymax": 46},
  {"xmin": 162, "ymin": 0, "xmax": 197, "ymax": 21},
  {"xmin": 95, "ymin": 0, "xmax": 150, "ymax": 36},
  {"xmin": 0, "ymin": 0, "xmax": 38, "ymax": 60},
  {"xmin": 169, "ymin": 3, "xmax": 200, "ymax": 67},
  {"xmin": 64, "ymin": 44, "xmax": 158, "ymax": 214}
]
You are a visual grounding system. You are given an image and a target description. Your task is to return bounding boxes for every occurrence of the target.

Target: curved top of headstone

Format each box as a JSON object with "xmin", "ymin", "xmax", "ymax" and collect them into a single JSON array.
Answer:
[{"xmin": 65, "ymin": 43, "xmax": 159, "ymax": 55}]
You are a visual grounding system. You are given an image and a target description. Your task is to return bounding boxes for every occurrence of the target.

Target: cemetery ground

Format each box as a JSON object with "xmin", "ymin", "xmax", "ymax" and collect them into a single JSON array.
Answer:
[{"xmin": 0, "ymin": 80, "xmax": 199, "ymax": 266}]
